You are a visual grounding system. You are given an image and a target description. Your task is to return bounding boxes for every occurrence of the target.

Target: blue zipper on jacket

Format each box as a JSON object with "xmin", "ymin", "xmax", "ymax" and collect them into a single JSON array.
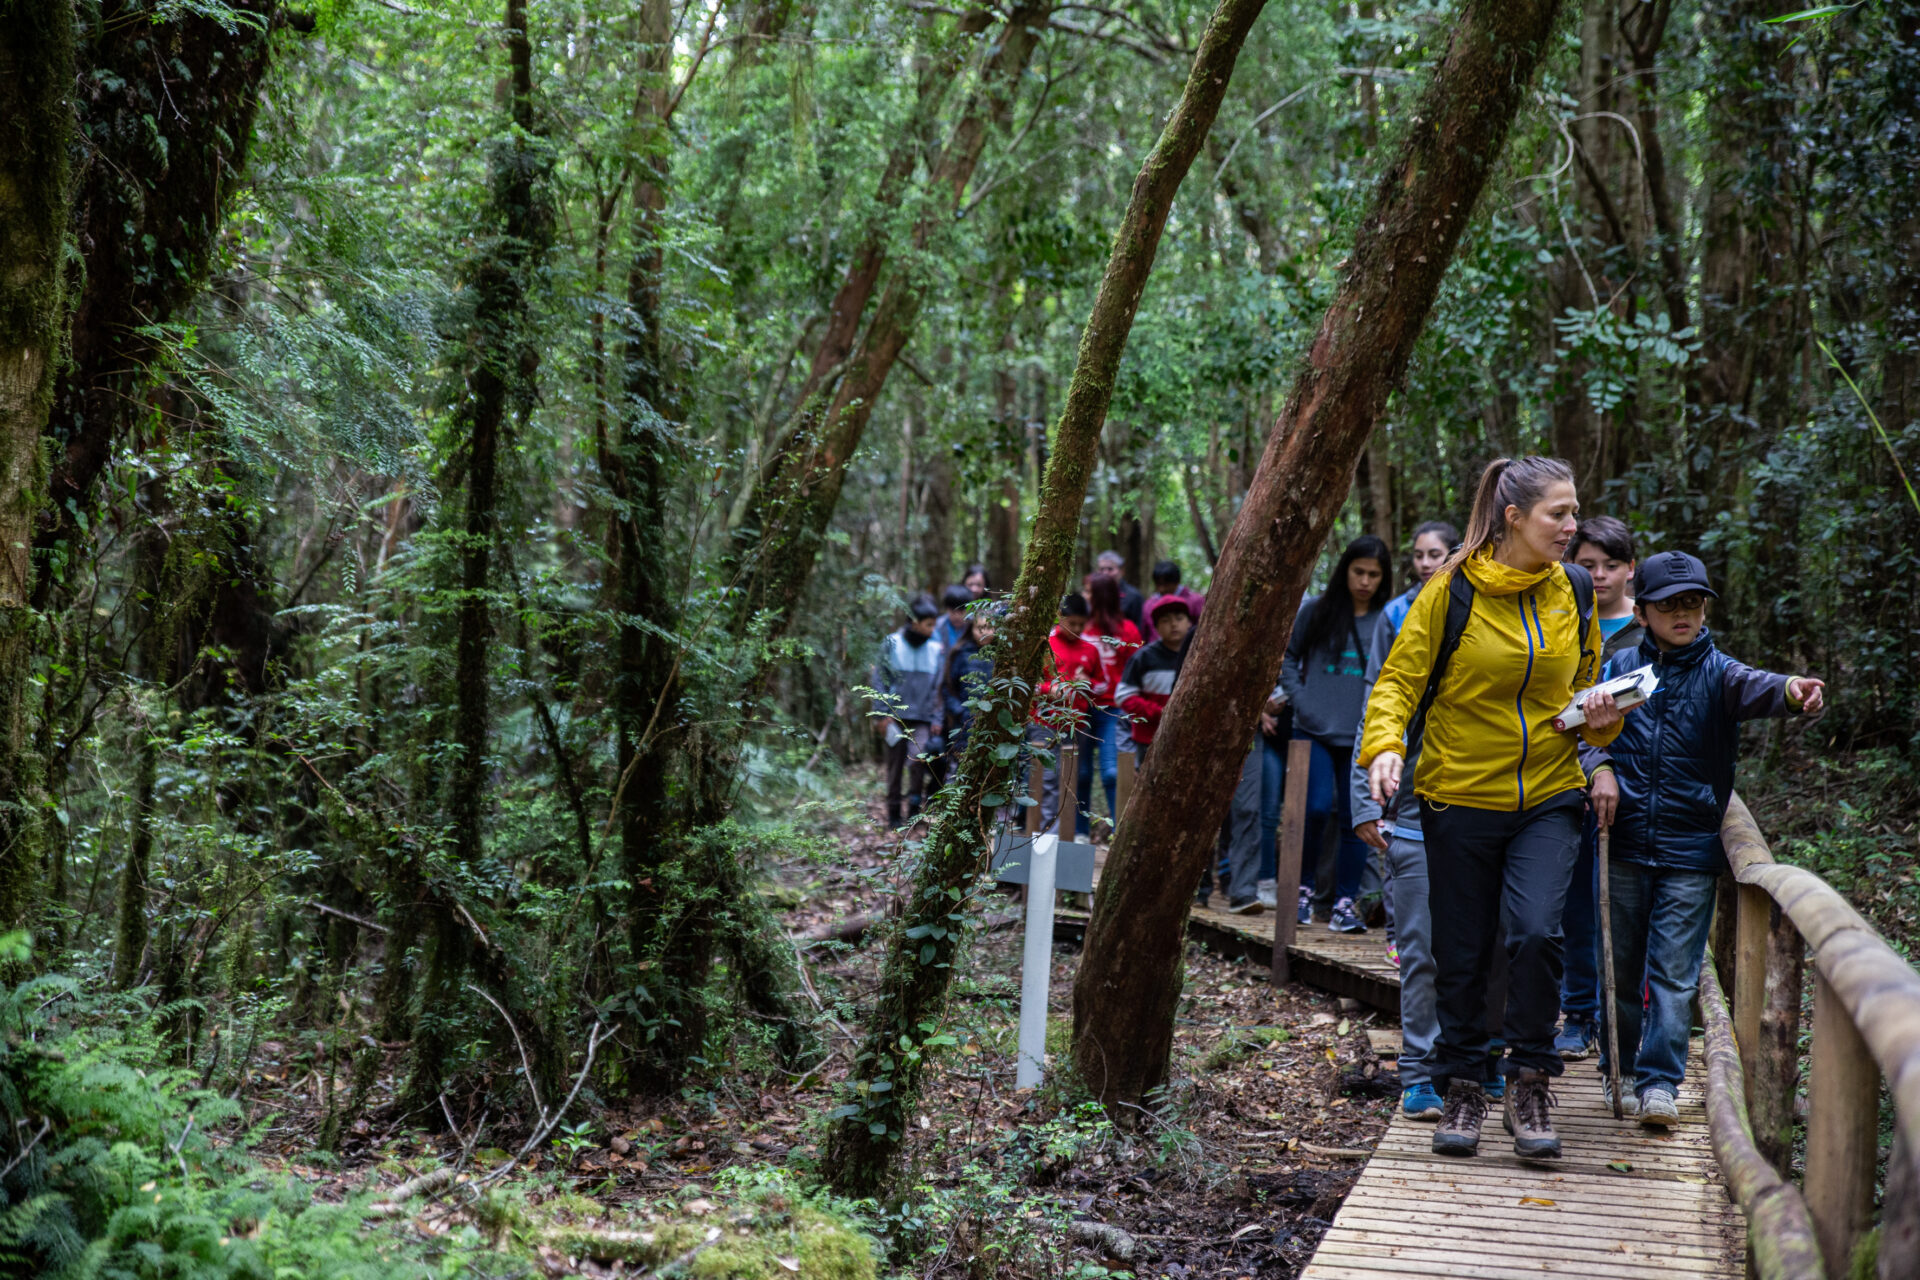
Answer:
[{"xmin": 1514, "ymin": 592, "xmax": 1538, "ymax": 809}]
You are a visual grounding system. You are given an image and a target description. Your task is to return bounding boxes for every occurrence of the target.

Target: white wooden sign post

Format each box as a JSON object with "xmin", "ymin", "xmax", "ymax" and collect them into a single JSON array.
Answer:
[{"xmin": 1016, "ymin": 832, "xmax": 1060, "ymax": 1090}]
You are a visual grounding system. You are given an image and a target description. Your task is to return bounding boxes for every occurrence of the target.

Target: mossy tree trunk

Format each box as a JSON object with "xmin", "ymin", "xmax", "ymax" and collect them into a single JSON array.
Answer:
[
  {"xmin": 819, "ymin": 0, "xmax": 1272, "ymax": 1197},
  {"xmin": 404, "ymin": 0, "xmax": 555, "ymax": 1112},
  {"xmin": 0, "ymin": 0, "xmax": 77, "ymax": 940},
  {"xmin": 1069, "ymin": 0, "xmax": 1566, "ymax": 1111}
]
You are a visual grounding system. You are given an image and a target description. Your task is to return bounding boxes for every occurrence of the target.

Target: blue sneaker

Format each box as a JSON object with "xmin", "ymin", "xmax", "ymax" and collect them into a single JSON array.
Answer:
[
  {"xmin": 1329, "ymin": 897, "xmax": 1367, "ymax": 934},
  {"xmin": 1485, "ymin": 1074, "xmax": 1506, "ymax": 1101},
  {"xmin": 1554, "ymin": 1017, "xmax": 1597, "ymax": 1060},
  {"xmin": 1297, "ymin": 886, "xmax": 1312, "ymax": 925},
  {"xmin": 1402, "ymin": 1083, "xmax": 1444, "ymax": 1121}
]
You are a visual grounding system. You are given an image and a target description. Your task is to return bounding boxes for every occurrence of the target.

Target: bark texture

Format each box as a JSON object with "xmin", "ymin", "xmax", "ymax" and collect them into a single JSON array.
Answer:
[
  {"xmin": 1070, "ymin": 0, "xmax": 1566, "ymax": 1108},
  {"xmin": 819, "ymin": 0, "xmax": 1270, "ymax": 1196},
  {"xmin": 0, "ymin": 0, "xmax": 76, "ymax": 935},
  {"xmin": 40, "ymin": 1, "xmax": 285, "ymax": 591}
]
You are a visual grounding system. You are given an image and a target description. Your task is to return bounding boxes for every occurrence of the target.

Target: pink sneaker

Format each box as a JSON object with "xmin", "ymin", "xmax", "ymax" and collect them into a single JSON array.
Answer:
[{"xmin": 1385, "ymin": 939, "xmax": 1401, "ymax": 968}]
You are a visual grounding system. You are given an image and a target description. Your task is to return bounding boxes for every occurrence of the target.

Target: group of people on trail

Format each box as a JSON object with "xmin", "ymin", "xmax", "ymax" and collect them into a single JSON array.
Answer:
[
  {"xmin": 871, "ymin": 453, "xmax": 1825, "ymax": 1161},
  {"xmin": 1357, "ymin": 457, "xmax": 1823, "ymax": 1161}
]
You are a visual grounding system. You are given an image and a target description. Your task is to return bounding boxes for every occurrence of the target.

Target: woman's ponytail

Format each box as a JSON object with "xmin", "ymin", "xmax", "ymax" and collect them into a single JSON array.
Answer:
[{"xmin": 1438, "ymin": 456, "xmax": 1575, "ymax": 579}]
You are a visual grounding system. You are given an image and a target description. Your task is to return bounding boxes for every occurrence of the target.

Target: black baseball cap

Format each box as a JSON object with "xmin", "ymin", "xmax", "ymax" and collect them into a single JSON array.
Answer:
[{"xmin": 1634, "ymin": 550, "xmax": 1718, "ymax": 602}]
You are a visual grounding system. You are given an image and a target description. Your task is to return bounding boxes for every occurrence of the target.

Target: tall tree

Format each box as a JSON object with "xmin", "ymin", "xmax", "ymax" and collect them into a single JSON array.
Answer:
[
  {"xmin": 820, "ymin": 0, "xmax": 1271, "ymax": 1195},
  {"xmin": 1071, "ymin": 0, "xmax": 1567, "ymax": 1109},
  {"xmin": 730, "ymin": 4, "xmax": 1053, "ymax": 642},
  {"xmin": 0, "ymin": 0, "xmax": 77, "ymax": 935},
  {"xmin": 405, "ymin": 0, "xmax": 555, "ymax": 1109}
]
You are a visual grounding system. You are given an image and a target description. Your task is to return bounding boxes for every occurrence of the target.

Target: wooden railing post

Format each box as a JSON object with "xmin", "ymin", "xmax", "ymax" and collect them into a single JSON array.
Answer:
[
  {"xmin": 1806, "ymin": 971, "xmax": 1880, "ymax": 1280},
  {"xmin": 1734, "ymin": 881, "xmax": 1771, "ymax": 1085},
  {"xmin": 1754, "ymin": 901, "xmax": 1805, "ymax": 1180},
  {"xmin": 1269, "ymin": 738, "xmax": 1311, "ymax": 989}
]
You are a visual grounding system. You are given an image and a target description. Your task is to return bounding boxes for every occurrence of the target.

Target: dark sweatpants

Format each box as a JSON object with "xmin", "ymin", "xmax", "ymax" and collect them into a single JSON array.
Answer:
[{"xmin": 1420, "ymin": 791, "xmax": 1583, "ymax": 1087}]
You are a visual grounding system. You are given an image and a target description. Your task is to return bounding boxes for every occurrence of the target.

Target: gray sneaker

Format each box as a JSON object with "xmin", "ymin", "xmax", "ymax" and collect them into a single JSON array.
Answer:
[
  {"xmin": 1601, "ymin": 1074, "xmax": 1640, "ymax": 1116},
  {"xmin": 1502, "ymin": 1068, "xmax": 1562, "ymax": 1159},
  {"xmin": 1432, "ymin": 1080, "xmax": 1490, "ymax": 1157},
  {"xmin": 1256, "ymin": 878, "xmax": 1278, "ymax": 909},
  {"xmin": 1639, "ymin": 1084, "xmax": 1679, "ymax": 1128}
]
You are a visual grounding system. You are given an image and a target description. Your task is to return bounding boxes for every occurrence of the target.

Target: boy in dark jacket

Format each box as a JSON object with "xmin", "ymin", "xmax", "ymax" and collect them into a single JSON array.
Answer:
[
  {"xmin": 1583, "ymin": 551, "xmax": 1824, "ymax": 1127},
  {"xmin": 1116, "ymin": 597, "xmax": 1192, "ymax": 749}
]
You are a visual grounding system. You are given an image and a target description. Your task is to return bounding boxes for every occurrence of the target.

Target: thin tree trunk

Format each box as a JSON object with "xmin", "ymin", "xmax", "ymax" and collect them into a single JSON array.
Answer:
[
  {"xmin": 819, "ymin": 0, "xmax": 1269, "ymax": 1196},
  {"xmin": 1070, "ymin": 0, "xmax": 1567, "ymax": 1109},
  {"xmin": 0, "ymin": 0, "xmax": 75, "ymax": 937},
  {"xmin": 405, "ymin": 0, "xmax": 553, "ymax": 1110}
]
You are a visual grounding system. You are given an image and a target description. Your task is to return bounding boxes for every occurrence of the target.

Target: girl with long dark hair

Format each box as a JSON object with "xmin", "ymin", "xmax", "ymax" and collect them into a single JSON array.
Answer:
[
  {"xmin": 1278, "ymin": 534, "xmax": 1392, "ymax": 933},
  {"xmin": 1361, "ymin": 457, "xmax": 1625, "ymax": 1161}
]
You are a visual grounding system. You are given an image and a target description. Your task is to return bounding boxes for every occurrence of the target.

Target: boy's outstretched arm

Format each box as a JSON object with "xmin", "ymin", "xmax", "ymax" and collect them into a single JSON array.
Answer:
[{"xmin": 1723, "ymin": 659, "xmax": 1823, "ymax": 720}]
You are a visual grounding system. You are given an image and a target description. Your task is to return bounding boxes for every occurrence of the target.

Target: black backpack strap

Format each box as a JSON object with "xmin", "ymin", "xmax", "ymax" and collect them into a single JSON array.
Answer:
[
  {"xmin": 1403, "ymin": 570, "xmax": 1475, "ymax": 760},
  {"xmin": 1563, "ymin": 562, "xmax": 1597, "ymax": 684}
]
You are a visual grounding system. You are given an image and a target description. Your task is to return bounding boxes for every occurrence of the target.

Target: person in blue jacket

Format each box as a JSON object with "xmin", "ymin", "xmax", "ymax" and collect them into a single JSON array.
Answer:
[{"xmin": 1582, "ymin": 551, "xmax": 1825, "ymax": 1127}]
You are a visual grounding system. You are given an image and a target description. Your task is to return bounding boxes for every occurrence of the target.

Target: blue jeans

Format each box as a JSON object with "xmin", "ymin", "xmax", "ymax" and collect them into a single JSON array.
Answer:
[
  {"xmin": 1295, "ymin": 732, "xmax": 1366, "ymax": 902},
  {"xmin": 1259, "ymin": 737, "xmax": 1287, "ymax": 880},
  {"xmin": 1387, "ymin": 835, "xmax": 1437, "ymax": 1087},
  {"xmin": 1598, "ymin": 862, "xmax": 1717, "ymax": 1096},
  {"xmin": 1560, "ymin": 816, "xmax": 1602, "ymax": 1023},
  {"xmin": 1075, "ymin": 705, "xmax": 1121, "ymax": 833}
]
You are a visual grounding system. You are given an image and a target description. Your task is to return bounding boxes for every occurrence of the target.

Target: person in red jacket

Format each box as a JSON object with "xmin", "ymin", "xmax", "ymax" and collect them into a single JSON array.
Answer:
[
  {"xmin": 1030, "ymin": 593, "xmax": 1107, "ymax": 836},
  {"xmin": 1083, "ymin": 576, "xmax": 1141, "ymax": 833}
]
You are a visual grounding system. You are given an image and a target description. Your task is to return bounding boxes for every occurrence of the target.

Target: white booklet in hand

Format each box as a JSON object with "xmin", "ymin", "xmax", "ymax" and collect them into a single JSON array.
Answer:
[{"xmin": 1553, "ymin": 664, "xmax": 1660, "ymax": 731}]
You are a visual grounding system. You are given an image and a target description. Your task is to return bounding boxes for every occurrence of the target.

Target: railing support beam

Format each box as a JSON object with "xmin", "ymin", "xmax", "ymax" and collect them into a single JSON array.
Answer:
[{"xmin": 1807, "ymin": 970, "xmax": 1881, "ymax": 1280}]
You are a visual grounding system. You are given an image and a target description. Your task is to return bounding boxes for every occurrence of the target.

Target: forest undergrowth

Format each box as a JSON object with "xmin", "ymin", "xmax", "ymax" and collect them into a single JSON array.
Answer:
[{"xmin": 3, "ymin": 761, "xmax": 1399, "ymax": 1280}]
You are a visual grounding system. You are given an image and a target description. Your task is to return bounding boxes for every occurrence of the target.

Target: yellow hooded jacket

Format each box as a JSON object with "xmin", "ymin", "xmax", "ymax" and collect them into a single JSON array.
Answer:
[{"xmin": 1358, "ymin": 551, "xmax": 1620, "ymax": 811}]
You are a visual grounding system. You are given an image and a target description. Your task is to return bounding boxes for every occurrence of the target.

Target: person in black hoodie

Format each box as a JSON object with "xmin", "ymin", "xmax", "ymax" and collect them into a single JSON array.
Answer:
[
  {"xmin": 940, "ymin": 604, "xmax": 1000, "ymax": 758},
  {"xmin": 1278, "ymin": 535, "xmax": 1391, "ymax": 933}
]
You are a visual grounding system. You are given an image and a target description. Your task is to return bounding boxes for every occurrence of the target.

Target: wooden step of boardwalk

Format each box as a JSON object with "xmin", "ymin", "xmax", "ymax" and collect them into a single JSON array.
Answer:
[{"xmin": 1303, "ymin": 1039, "xmax": 1746, "ymax": 1280}]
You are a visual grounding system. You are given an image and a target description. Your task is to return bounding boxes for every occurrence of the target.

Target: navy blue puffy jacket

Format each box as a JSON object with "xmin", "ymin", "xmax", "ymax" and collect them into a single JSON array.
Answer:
[{"xmin": 1591, "ymin": 630, "xmax": 1793, "ymax": 874}]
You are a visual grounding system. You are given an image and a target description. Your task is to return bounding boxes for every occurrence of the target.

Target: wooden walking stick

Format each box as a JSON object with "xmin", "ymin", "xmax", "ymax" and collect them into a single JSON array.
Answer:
[{"xmin": 1599, "ymin": 825, "xmax": 1624, "ymax": 1120}]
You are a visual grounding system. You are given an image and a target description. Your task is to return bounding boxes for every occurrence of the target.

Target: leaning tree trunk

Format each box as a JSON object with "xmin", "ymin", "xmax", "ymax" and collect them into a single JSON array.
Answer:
[
  {"xmin": 1070, "ymin": 0, "xmax": 1566, "ymax": 1109},
  {"xmin": 404, "ymin": 0, "xmax": 554, "ymax": 1111},
  {"xmin": 0, "ymin": 0, "xmax": 76, "ymax": 938},
  {"xmin": 819, "ymin": 0, "xmax": 1271, "ymax": 1197},
  {"xmin": 729, "ymin": 4, "xmax": 1052, "ymax": 642}
]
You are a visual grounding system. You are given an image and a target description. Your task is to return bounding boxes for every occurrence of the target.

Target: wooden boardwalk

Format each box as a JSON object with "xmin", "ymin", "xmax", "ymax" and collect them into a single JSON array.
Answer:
[{"xmin": 1303, "ymin": 1039, "xmax": 1745, "ymax": 1280}]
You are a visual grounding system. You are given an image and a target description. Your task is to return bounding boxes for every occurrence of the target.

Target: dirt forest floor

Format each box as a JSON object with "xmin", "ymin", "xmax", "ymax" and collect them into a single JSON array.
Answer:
[{"xmin": 250, "ymin": 771, "xmax": 1400, "ymax": 1278}]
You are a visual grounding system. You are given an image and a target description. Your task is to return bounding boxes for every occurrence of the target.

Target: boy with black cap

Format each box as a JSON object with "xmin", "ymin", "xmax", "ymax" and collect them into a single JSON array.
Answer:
[{"xmin": 1582, "ymin": 550, "xmax": 1825, "ymax": 1126}]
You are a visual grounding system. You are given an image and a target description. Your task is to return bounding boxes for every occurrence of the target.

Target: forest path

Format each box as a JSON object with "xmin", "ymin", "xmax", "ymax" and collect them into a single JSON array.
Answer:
[{"xmin": 1300, "ymin": 1038, "xmax": 1745, "ymax": 1280}]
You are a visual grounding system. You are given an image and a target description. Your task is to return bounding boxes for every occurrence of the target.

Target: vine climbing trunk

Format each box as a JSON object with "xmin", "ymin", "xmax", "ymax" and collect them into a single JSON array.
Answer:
[
  {"xmin": 1070, "ymin": 0, "xmax": 1566, "ymax": 1109},
  {"xmin": 405, "ymin": 0, "xmax": 554, "ymax": 1110},
  {"xmin": 819, "ymin": 0, "xmax": 1270, "ymax": 1196},
  {"xmin": 0, "ymin": 0, "xmax": 76, "ymax": 938}
]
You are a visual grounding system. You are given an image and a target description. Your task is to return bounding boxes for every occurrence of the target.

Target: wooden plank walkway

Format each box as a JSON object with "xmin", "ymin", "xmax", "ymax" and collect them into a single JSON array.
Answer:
[{"xmin": 1303, "ymin": 1039, "xmax": 1746, "ymax": 1280}]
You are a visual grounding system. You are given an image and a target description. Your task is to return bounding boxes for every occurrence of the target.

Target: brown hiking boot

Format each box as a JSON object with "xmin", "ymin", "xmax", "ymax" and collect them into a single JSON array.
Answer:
[
  {"xmin": 1503, "ymin": 1068, "xmax": 1562, "ymax": 1159},
  {"xmin": 1431, "ymin": 1079, "xmax": 1490, "ymax": 1157}
]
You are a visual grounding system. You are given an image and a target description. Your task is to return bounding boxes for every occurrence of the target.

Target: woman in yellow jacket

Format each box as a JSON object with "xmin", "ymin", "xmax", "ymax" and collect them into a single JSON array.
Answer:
[{"xmin": 1361, "ymin": 457, "xmax": 1626, "ymax": 1161}]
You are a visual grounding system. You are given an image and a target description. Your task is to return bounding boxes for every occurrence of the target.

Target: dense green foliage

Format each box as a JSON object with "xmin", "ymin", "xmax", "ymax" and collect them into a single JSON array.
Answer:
[{"xmin": 0, "ymin": 0, "xmax": 1916, "ymax": 1269}]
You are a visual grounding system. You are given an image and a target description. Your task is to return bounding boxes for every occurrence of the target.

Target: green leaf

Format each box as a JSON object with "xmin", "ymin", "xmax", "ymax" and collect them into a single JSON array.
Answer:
[
  {"xmin": 869, "ymin": 1122, "xmax": 888, "ymax": 1136},
  {"xmin": 1763, "ymin": 4, "xmax": 1853, "ymax": 21}
]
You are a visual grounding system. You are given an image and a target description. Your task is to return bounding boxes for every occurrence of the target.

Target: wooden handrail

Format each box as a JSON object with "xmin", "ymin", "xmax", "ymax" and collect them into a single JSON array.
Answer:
[
  {"xmin": 1698, "ymin": 951, "xmax": 1826, "ymax": 1280},
  {"xmin": 1722, "ymin": 795, "xmax": 1920, "ymax": 1188}
]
